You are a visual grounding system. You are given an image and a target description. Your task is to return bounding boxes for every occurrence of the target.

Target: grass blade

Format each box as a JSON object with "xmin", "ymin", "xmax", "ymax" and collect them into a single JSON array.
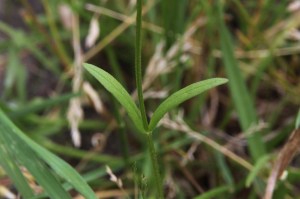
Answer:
[
  {"xmin": 149, "ymin": 78, "xmax": 228, "ymax": 131},
  {"xmin": 193, "ymin": 185, "xmax": 230, "ymax": 199},
  {"xmin": 0, "ymin": 134, "xmax": 34, "ymax": 199},
  {"xmin": 9, "ymin": 92, "xmax": 80, "ymax": 118},
  {"xmin": 0, "ymin": 110, "xmax": 72, "ymax": 199},
  {"xmin": 295, "ymin": 108, "xmax": 300, "ymax": 129},
  {"xmin": 0, "ymin": 108, "xmax": 97, "ymax": 199},
  {"xmin": 84, "ymin": 63, "xmax": 145, "ymax": 132},
  {"xmin": 214, "ymin": 151, "xmax": 234, "ymax": 189},
  {"xmin": 246, "ymin": 155, "xmax": 271, "ymax": 187},
  {"xmin": 217, "ymin": 2, "xmax": 266, "ymax": 161}
]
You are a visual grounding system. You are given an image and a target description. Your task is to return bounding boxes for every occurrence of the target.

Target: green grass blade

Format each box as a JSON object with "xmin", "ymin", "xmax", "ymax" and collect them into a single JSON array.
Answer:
[
  {"xmin": 149, "ymin": 78, "xmax": 228, "ymax": 131},
  {"xmin": 295, "ymin": 108, "xmax": 300, "ymax": 129},
  {"xmin": 0, "ymin": 110, "xmax": 72, "ymax": 199},
  {"xmin": 9, "ymin": 92, "xmax": 80, "ymax": 118},
  {"xmin": 0, "ymin": 133, "xmax": 34, "ymax": 199},
  {"xmin": 30, "ymin": 145, "xmax": 96, "ymax": 199},
  {"xmin": 193, "ymin": 185, "xmax": 230, "ymax": 199},
  {"xmin": 84, "ymin": 63, "xmax": 145, "ymax": 133},
  {"xmin": 246, "ymin": 155, "xmax": 270, "ymax": 187},
  {"xmin": 4, "ymin": 47, "xmax": 26, "ymax": 102},
  {"xmin": 217, "ymin": 2, "xmax": 266, "ymax": 161},
  {"xmin": 214, "ymin": 151, "xmax": 234, "ymax": 188},
  {"xmin": 0, "ymin": 108, "xmax": 97, "ymax": 199}
]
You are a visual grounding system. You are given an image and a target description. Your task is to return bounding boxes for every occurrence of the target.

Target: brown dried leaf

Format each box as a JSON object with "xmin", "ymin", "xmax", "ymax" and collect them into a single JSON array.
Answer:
[{"xmin": 264, "ymin": 128, "xmax": 300, "ymax": 199}]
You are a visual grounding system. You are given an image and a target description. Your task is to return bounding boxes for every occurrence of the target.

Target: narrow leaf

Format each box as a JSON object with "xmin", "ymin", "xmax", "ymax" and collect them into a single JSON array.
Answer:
[
  {"xmin": 246, "ymin": 155, "xmax": 271, "ymax": 187},
  {"xmin": 9, "ymin": 92, "xmax": 80, "ymax": 118},
  {"xmin": 193, "ymin": 185, "xmax": 230, "ymax": 199},
  {"xmin": 214, "ymin": 152, "xmax": 234, "ymax": 188},
  {"xmin": 295, "ymin": 108, "xmax": 300, "ymax": 129},
  {"xmin": 0, "ymin": 132, "xmax": 34, "ymax": 199},
  {"xmin": 84, "ymin": 63, "xmax": 145, "ymax": 132},
  {"xmin": 149, "ymin": 78, "xmax": 228, "ymax": 131},
  {"xmin": 0, "ymin": 110, "xmax": 72, "ymax": 199},
  {"xmin": 265, "ymin": 128, "xmax": 300, "ymax": 199},
  {"xmin": 217, "ymin": 2, "xmax": 266, "ymax": 161},
  {"xmin": 0, "ymin": 109, "xmax": 97, "ymax": 199}
]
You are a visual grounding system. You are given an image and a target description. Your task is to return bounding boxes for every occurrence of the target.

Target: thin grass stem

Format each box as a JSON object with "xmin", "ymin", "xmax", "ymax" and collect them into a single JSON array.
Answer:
[
  {"xmin": 135, "ymin": 0, "xmax": 148, "ymax": 130},
  {"xmin": 146, "ymin": 131, "xmax": 163, "ymax": 198}
]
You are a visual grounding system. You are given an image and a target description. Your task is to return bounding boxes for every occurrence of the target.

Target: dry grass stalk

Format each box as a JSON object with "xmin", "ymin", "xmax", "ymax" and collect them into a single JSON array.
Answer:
[
  {"xmin": 143, "ymin": 89, "xmax": 169, "ymax": 100},
  {"xmin": 160, "ymin": 113, "xmax": 253, "ymax": 171},
  {"xmin": 141, "ymin": 16, "xmax": 204, "ymax": 94},
  {"xmin": 83, "ymin": 0, "xmax": 156, "ymax": 61},
  {"xmin": 0, "ymin": 185, "xmax": 16, "ymax": 199},
  {"xmin": 225, "ymin": 120, "xmax": 268, "ymax": 150},
  {"xmin": 106, "ymin": 165, "xmax": 123, "ymax": 189},
  {"xmin": 85, "ymin": 3, "xmax": 163, "ymax": 34},
  {"xmin": 211, "ymin": 45, "xmax": 300, "ymax": 59},
  {"xmin": 85, "ymin": 13, "xmax": 100, "ymax": 48},
  {"xmin": 83, "ymin": 82, "xmax": 104, "ymax": 114},
  {"xmin": 288, "ymin": 0, "xmax": 300, "ymax": 12},
  {"xmin": 264, "ymin": 128, "xmax": 300, "ymax": 199},
  {"xmin": 67, "ymin": 9, "xmax": 84, "ymax": 147}
]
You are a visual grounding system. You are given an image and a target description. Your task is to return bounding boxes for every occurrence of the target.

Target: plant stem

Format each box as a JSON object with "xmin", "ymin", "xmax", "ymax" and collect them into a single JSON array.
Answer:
[
  {"xmin": 136, "ymin": 1, "xmax": 162, "ymax": 197},
  {"xmin": 146, "ymin": 131, "xmax": 163, "ymax": 198},
  {"xmin": 135, "ymin": 0, "xmax": 148, "ymax": 130},
  {"xmin": 42, "ymin": 0, "xmax": 72, "ymax": 71}
]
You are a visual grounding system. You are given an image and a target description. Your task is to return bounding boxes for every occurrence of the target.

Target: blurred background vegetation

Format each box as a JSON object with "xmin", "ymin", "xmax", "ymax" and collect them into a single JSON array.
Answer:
[{"xmin": 0, "ymin": 0, "xmax": 300, "ymax": 198}]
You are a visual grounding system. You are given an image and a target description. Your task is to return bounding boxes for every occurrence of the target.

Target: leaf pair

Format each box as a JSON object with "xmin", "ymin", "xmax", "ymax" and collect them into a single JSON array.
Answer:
[{"xmin": 84, "ymin": 63, "xmax": 228, "ymax": 132}]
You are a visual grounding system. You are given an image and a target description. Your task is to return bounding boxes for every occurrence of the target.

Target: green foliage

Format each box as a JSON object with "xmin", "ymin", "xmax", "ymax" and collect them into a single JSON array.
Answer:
[
  {"xmin": 149, "ymin": 78, "xmax": 228, "ymax": 130},
  {"xmin": 295, "ymin": 108, "xmax": 300, "ymax": 129},
  {"xmin": 84, "ymin": 63, "xmax": 145, "ymax": 133},
  {"xmin": 217, "ymin": 1, "xmax": 266, "ymax": 161},
  {"xmin": 246, "ymin": 155, "xmax": 271, "ymax": 187},
  {"xmin": 0, "ymin": 0, "xmax": 299, "ymax": 198},
  {"xmin": 194, "ymin": 185, "xmax": 231, "ymax": 199},
  {"xmin": 85, "ymin": 63, "xmax": 227, "ymax": 133},
  {"xmin": 0, "ymin": 109, "xmax": 97, "ymax": 199}
]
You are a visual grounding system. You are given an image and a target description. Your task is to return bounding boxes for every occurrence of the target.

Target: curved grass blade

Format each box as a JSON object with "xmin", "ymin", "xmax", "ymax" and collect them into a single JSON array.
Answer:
[
  {"xmin": 9, "ymin": 92, "xmax": 80, "ymax": 118},
  {"xmin": 0, "ymin": 110, "xmax": 72, "ymax": 199},
  {"xmin": 149, "ymin": 78, "xmax": 228, "ymax": 131},
  {"xmin": 0, "ymin": 109, "xmax": 97, "ymax": 199},
  {"xmin": 193, "ymin": 185, "xmax": 231, "ymax": 199},
  {"xmin": 246, "ymin": 155, "xmax": 271, "ymax": 187},
  {"xmin": 295, "ymin": 108, "xmax": 300, "ymax": 129},
  {"xmin": 0, "ymin": 134, "xmax": 34, "ymax": 199},
  {"xmin": 84, "ymin": 63, "xmax": 145, "ymax": 132}
]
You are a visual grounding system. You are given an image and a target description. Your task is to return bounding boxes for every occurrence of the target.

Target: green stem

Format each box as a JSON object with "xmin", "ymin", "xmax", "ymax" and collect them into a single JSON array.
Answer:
[
  {"xmin": 135, "ymin": 0, "xmax": 148, "ymax": 130},
  {"xmin": 42, "ymin": 0, "xmax": 72, "ymax": 70},
  {"xmin": 146, "ymin": 131, "xmax": 163, "ymax": 198}
]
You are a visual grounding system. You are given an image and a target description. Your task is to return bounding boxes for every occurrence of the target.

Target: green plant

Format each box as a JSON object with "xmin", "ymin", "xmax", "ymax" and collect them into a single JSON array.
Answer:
[
  {"xmin": 84, "ymin": 0, "xmax": 228, "ymax": 197},
  {"xmin": 217, "ymin": 1, "xmax": 266, "ymax": 161},
  {"xmin": 0, "ymin": 108, "xmax": 97, "ymax": 199}
]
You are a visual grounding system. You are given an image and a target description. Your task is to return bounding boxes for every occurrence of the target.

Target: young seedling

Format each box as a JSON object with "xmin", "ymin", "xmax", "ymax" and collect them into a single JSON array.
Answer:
[{"xmin": 84, "ymin": 0, "xmax": 228, "ymax": 198}]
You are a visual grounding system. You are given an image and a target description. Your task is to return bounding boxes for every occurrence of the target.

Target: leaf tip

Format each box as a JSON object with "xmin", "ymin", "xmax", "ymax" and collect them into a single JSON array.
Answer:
[{"xmin": 218, "ymin": 78, "xmax": 229, "ymax": 84}]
